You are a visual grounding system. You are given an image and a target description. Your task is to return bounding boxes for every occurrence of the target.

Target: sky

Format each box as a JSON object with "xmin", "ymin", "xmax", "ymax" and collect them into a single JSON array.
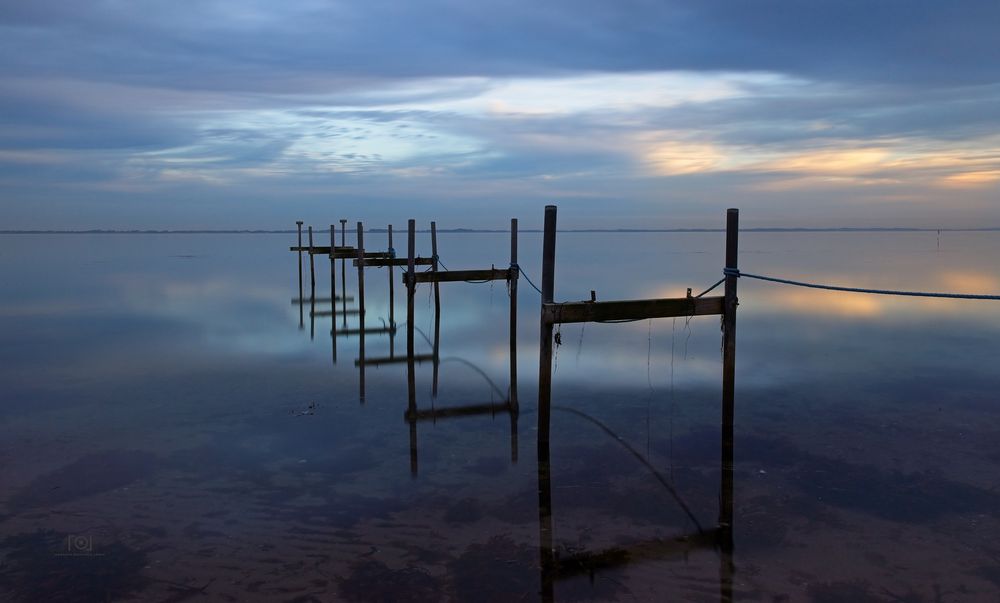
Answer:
[{"xmin": 1, "ymin": 0, "xmax": 999, "ymax": 229}]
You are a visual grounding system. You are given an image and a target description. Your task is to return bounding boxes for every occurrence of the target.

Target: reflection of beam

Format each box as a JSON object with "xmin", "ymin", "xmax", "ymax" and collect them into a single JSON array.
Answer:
[
  {"xmin": 552, "ymin": 530, "xmax": 719, "ymax": 580},
  {"xmin": 407, "ymin": 268, "xmax": 512, "ymax": 284},
  {"xmin": 332, "ymin": 326, "xmax": 396, "ymax": 337},
  {"xmin": 405, "ymin": 400, "xmax": 514, "ymax": 422},
  {"xmin": 311, "ymin": 309, "xmax": 360, "ymax": 317},
  {"xmin": 355, "ymin": 353, "xmax": 434, "ymax": 367},
  {"xmin": 354, "ymin": 257, "xmax": 433, "ymax": 267},
  {"xmin": 291, "ymin": 296, "xmax": 353, "ymax": 303},
  {"xmin": 544, "ymin": 296, "xmax": 723, "ymax": 324}
]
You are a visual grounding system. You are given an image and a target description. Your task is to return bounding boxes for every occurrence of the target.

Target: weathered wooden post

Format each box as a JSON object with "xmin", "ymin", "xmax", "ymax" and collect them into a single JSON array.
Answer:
[
  {"xmin": 308, "ymin": 225, "xmax": 316, "ymax": 298},
  {"xmin": 509, "ymin": 218, "xmax": 518, "ymax": 410},
  {"xmin": 720, "ymin": 208, "xmax": 739, "ymax": 542},
  {"xmin": 407, "ymin": 218, "xmax": 418, "ymax": 476},
  {"xmin": 431, "ymin": 222, "xmax": 441, "ymax": 398},
  {"xmin": 340, "ymin": 219, "xmax": 348, "ymax": 326},
  {"xmin": 330, "ymin": 225, "xmax": 338, "ymax": 362},
  {"xmin": 537, "ymin": 205, "xmax": 557, "ymax": 603},
  {"xmin": 296, "ymin": 221, "xmax": 304, "ymax": 329},
  {"xmin": 357, "ymin": 222, "xmax": 366, "ymax": 403},
  {"xmin": 538, "ymin": 205, "xmax": 557, "ymax": 444},
  {"xmin": 387, "ymin": 224, "xmax": 396, "ymax": 357}
]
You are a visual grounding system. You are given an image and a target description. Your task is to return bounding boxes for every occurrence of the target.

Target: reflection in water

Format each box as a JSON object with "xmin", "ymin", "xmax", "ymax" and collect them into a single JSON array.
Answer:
[
  {"xmin": 3, "ymin": 230, "xmax": 999, "ymax": 600},
  {"xmin": 295, "ymin": 232, "xmax": 735, "ymax": 601}
]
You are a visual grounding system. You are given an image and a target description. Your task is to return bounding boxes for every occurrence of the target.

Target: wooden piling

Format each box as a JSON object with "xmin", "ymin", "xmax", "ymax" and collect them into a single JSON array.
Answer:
[
  {"xmin": 357, "ymin": 222, "xmax": 366, "ymax": 403},
  {"xmin": 330, "ymin": 225, "xmax": 337, "ymax": 362},
  {"xmin": 308, "ymin": 226, "xmax": 316, "ymax": 298},
  {"xmin": 388, "ymin": 225, "xmax": 395, "ymax": 327},
  {"xmin": 340, "ymin": 219, "xmax": 348, "ymax": 326},
  {"xmin": 510, "ymin": 218, "xmax": 518, "ymax": 410},
  {"xmin": 296, "ymin": 221, "xmax": 304, "ymax": 329},
  {"xmin": 538, "ymin": 205, "xmax": 557, "ymax": 444},
  {"xmin": 431, "ymin": 222, "xmax": 441, "ymax": 398},
  {"xmin": 720, "ymin": 208, "xmax": 738, "ymax": 537},
  {"xmin": 407, "ymin": 218, "xmax": 418, "ymax": 476}
]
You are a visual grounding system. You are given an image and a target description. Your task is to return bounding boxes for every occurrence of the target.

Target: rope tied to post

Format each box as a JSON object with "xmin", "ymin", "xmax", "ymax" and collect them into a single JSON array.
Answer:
[{"xmin": 723, "ymin": 267, "xmax": 1000, "ymax": 301}]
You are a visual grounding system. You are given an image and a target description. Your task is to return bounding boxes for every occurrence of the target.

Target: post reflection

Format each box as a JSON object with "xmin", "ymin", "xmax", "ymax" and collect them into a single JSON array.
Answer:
[{"xmin": 536, "ymin": 404, "xmax": 735, "ymax": 602}]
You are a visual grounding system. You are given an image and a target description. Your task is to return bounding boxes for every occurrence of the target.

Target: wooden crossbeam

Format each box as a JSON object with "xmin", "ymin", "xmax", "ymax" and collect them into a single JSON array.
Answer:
[
  {"xmin": 405, "ymin": 400, "xmax": 514, "ymax": 422},
  {"xmin": 354, "ymin": 353, "xmax": 435, "ymax": 367},
  {"xmin": 291, "ymin": 296, "xmax": 353, "ymax": 304},
  {"xmin": 406, "ymin": 268, "xmax": 512, "ymax": 284},
  {"xmin": 332, "ymin": 326, "xmax": 397, "ymax": 337},
  {"xmin": 310, "ymin": 309, "xmax": 360, "ymax": 317},
  {"xmin": 542, "ymin": 295, "xmax": 723, "ymax": 325},
  {"xmin": 552, "ymin": 530, "xmax": 719, "ymax": 580},
  {"xmin": 289, "ymin": 245, "xmax": 355, "ymax": 254},
  {"xmin": 355, "ymin": 257, "xmax": 433, "ymax": 268},
  {"xmin": 333, "ymin": 250, "xmax": 392, "ymax": 260}
]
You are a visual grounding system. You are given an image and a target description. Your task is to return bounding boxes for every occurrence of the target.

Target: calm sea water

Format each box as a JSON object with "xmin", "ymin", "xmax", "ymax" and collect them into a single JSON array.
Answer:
[{"xmin": 1, "ymin": 230, "xmax": 998, "ymax": 601}]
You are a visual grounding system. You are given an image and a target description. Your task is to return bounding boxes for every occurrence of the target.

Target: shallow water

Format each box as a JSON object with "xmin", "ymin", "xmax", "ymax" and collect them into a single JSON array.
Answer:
[{"xmin": 1, "ymin": 229, "xmax": 998, "ymax": 601}]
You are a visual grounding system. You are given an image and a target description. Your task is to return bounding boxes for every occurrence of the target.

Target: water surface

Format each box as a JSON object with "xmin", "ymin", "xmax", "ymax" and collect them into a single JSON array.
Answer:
[{"xmin": 1, "ymin": 229, "xmax": 998, "ymax": 601}]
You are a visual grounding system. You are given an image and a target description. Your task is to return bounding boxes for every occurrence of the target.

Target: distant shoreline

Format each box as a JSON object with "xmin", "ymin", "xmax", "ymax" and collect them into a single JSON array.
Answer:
[{"xmin": 2, "ymin": 227, "xmax": 999, "ymax": 235}]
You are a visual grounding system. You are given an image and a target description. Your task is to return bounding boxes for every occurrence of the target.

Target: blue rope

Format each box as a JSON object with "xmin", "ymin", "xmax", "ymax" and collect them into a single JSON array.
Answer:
[
  {"xmin": 511, "ymin": 263, "xmax": 544, "ymax": 295},
  {"xmin": 724, "ymin": 268, "xmax": 1000, "ymax": 300}
]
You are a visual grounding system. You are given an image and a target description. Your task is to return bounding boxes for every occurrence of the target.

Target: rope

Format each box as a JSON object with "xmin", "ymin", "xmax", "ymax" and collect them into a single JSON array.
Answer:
[
  {"xmin": 695, "ymin": 278, "xmax": 725, "ymax": 298},
  {"xmin": 724, "ymin": 268, "xmax": 1000, "ymax": 300},
  {"xmin": 511, "ymin": 263, "xmax": 544, "ymax": 295}
]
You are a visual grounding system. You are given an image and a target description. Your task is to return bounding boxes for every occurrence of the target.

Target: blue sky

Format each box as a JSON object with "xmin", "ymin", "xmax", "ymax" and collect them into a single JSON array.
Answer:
[{"xmin": 1, "ymin": 1, "xmax": 999, "ymax": 229}]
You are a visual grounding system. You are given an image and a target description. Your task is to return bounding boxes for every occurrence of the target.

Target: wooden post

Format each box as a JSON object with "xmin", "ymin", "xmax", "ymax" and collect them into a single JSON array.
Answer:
[
  {"xmin": 407, "ymin": 219, "xmax": 418, "ymax": 476},
  {"xmin": 340, "ymin": 219, "xmax": 348, "ymax": 326},
  {"xmin": 720, "ymin": 208, "xmax": 738, "ymax": 540},
  {"xmin": 388, "ymin": 225, "xmax": 395, "ymax": 327},
  {"xmin": 509, "ymin": 404, "xmax": 519, "ymax": 464},
  {"xmin": 296, "ymin": 221, "xmax": 304, "ymax": 329},
  {"xmin": 330, "ymin": 225, "xmax": 337, "ymax": 362},
  {"xmin": 537, "ymin": 205, "xmax": 558, "ymax": 601},
  {"xmin": 509, "ymin": 218, "xmax": 518, "ymax": 410},
  {"xmin": 538, "ymin": 205, "xmax": 557, "ymax": 444},
  {"xmin": 308, "ymin": 226, "xmax": 316, "ymax": 298},
  {"xmin": 357, "ymin": 222, "xmax": 366, "ymax": 403},
  {"xmin": 388, "ymin": 225, "xmax": 396, "ymax": 357},
  {"xmin": 431, "ymin": 222, "xmax": 441, "ymax": 398}
]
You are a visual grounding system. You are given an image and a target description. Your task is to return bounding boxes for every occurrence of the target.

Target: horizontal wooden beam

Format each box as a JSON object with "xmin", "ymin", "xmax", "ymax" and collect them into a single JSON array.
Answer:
[
  {"xmin": 310, "ymin": 309, "xmax": 360, "ymax": 317},
  {"xmin": 333, "ymin": 250, "xmax": 393, "ymax": 260},
  {"xmin": 289, "ymin": 245, "xmax": 354, "ymax": 254},
  {"xmin": 354, "ymin": 353, "xmax": 435, "ymax": 367},
  {"xmin": 406, "ymin": 268, "xmax": 512, "ymax": 284},
  {"xmin": 331, "ymin": 326, "xmax": 397, "ymax": 337},
  {"xmin": 552, "ymin": 529, "xmax": 719, "ymax": 579},
  {"xmin": 354, "ymin": 257, "xmax": 433, "ymax": 268},
  {"xmin": 405, "ymin": 401, "xmax": 514, "ymax": 422},
  {"xmin": 543, "ymin": 295, "xmax": 723, "ymax": 324},
  {"xmin": 290, "ymin": 296, "xmax": 353, "ymax": 304}
]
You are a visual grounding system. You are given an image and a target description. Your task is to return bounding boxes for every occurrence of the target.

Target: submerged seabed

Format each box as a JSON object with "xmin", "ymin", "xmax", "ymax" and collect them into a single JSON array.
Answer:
[{"xmin": 0, "ymin": 231, "xmax": 998, "ymax": 602}]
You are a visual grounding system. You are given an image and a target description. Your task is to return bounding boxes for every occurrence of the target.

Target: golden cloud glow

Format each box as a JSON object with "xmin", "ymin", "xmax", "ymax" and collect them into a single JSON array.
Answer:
[{"xmin": 938, "ymin": 170, "xmax": 1000, "ymax": 187}]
